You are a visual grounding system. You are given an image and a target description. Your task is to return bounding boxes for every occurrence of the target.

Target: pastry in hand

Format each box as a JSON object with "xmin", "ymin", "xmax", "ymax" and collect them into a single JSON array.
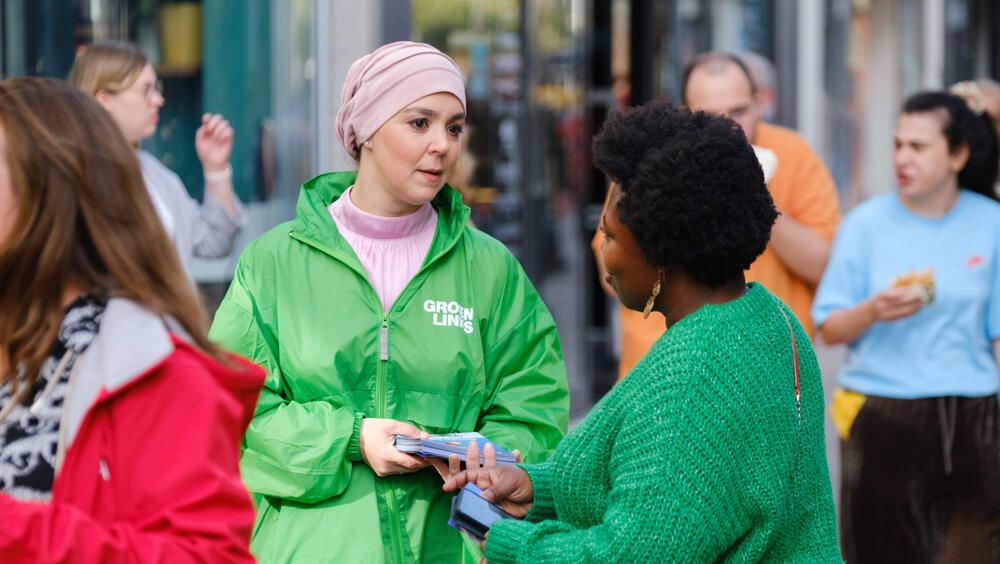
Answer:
[{"xmin": 891, "ymin": 267, "xmax": 934, "ymax": 304}]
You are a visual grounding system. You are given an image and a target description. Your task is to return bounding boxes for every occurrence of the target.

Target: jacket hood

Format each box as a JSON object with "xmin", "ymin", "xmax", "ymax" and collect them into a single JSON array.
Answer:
[
  {"xmin": 65, "ymin": 299, "xmax": 263, "ymax": 465},
  {"xmin": 289, "ymin": 171, "xmax": 471, "ymax": 260}
]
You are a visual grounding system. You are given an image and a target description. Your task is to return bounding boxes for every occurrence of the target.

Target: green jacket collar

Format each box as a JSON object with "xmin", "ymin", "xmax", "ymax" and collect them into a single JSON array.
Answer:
[{"xmin": 290, "ymin": 171, "xmax": 471, "ymax": 264}]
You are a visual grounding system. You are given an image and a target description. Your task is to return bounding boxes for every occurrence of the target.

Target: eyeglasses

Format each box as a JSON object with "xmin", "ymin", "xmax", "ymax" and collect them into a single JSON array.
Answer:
[{"xmin": 142, "ymin": 79, "xmax": 164, "ymax": 102}]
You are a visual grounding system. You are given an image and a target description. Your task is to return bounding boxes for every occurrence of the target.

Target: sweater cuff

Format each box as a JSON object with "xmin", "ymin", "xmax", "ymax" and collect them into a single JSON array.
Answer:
[
  {"xmin": 203, "ymin": 190, "xmax": 248, "ymax": 226},
  {"xmin": 347, "ymin": 412, "xmax": 364, "ymax": 462},
  {"xmin": 522, "ymin": 462, "xmax": 556, "ymax": 520},
  {"xmin": 485, "ymin": 518, "xmax": 536, "ymax": 564}
]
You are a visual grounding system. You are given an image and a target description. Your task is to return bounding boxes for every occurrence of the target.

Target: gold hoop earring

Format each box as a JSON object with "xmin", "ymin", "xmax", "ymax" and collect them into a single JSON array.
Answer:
[{"xmin": 642, "ymin": 270, "xmax": 663, "ymax": 319}]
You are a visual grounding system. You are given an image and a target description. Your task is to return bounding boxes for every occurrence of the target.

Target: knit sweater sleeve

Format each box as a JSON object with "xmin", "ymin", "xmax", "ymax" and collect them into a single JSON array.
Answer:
[
  {"xmin": 485, "ymin": 356, "xmax": 752, "ymax": 563},
  {"xmin": 521, "ymin": 462, "xmax": 556, "ymax": 521}
]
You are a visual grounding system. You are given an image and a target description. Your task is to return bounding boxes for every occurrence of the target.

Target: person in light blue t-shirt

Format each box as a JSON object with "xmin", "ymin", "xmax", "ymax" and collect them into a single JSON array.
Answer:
[
  {"xmin": 813, "ymin": 90, "xmax": 1000, "ymax": 563},
  {"xmin": 814, "ymin": 191, "xmax": 1000, "ymax": 398}
]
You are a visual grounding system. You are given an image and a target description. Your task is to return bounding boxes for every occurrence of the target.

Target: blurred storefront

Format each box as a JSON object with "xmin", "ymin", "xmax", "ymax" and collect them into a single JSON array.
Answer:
[
  {"xmin": 622, "ymin": 0, "xmax": 998, "ymax": 210},
  {"xmin": 1, "ymin": 0, "xmax": 317, "ymax": 302}
]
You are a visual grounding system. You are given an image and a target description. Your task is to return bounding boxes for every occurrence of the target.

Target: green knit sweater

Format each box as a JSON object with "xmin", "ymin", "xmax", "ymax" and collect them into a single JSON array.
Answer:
[{"xmin": 485, "ymin": 283, "xmax": 841, "ymax": 563}]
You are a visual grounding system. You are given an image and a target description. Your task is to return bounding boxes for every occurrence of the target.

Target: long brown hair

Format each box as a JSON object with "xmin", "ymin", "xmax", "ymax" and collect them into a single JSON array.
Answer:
[
  {"xmin": 0, "ymin": 77, "xmax": 223, "ymax": 394},
  {"xmin": 67, "ymin": 41, "xmax": 148, "ymax": 97}
]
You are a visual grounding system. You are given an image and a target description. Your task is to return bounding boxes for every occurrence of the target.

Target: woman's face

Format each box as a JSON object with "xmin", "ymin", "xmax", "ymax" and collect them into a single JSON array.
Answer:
[
  {"xmin": 893, "ymin": 111, "xmax": 967, "ymax": 202},
  {"xmin": 0, "ymin": 121, "xmax": 16, "ymax": 247},
  {"xmin": 599, "ymin": 184, "xmax": 660, "ymax": 311},
  {"xmin": 361, "ymin": 92, "xmax": 465, "ymax": 215},
  {"xmin": 96, "ymin": 63, "xmax": 164, "ymax": 144}
]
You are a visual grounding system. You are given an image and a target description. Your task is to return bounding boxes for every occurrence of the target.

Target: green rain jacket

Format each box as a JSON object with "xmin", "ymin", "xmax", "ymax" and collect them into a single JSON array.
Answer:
[{"xmin": 209, "ymin": 172, "xmax": 569, "ymax": 563}]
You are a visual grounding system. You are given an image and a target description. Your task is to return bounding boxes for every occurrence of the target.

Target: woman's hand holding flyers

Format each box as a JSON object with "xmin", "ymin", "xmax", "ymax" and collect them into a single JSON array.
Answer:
[{"xmin": 360, "ymin": 418, "xmax": 431, "ymax": 477}]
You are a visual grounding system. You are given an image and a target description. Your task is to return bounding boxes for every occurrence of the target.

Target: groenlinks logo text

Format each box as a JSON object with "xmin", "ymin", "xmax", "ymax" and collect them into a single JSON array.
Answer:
[{"xmin": 423, "ymin": 299, "xmax": 474, "ymax": 334}]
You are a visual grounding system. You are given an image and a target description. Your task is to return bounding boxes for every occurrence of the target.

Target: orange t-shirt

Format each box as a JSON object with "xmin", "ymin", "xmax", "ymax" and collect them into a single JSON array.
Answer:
[
  {"xmin": 591, "ymin": 121, "xmax": 840, "ymax": 380},
  {"xmin": 749, "ymin": 123, "xmax": 840, "ymax": 335}
]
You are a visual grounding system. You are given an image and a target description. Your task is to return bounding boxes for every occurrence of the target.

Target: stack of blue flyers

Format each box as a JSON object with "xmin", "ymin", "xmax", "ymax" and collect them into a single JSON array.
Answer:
[{"xmin": 394, "ymin": 432, "xmax": 516, "ymax": 464}]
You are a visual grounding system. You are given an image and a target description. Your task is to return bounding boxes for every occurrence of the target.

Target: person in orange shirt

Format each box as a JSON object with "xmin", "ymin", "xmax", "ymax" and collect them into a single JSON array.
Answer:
[{"xmin": 593, "ymin": 51, "xmax": 841, "ymax": 380}]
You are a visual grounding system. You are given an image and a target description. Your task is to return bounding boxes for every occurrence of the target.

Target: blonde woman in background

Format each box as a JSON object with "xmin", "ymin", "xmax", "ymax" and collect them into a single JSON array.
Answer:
[{"xmin": 69, "ymin": 41, "xmax": 246, "ymax": 277}]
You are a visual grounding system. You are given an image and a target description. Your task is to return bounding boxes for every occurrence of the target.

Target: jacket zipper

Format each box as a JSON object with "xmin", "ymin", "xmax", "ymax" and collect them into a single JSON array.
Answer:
[
  {"xmin": 376, "ymin": 311, "xmax": 405, "ymax": 563},
  {"xmin": 290, "ymin": 200, "xmax": 469, "ymax": 564}
]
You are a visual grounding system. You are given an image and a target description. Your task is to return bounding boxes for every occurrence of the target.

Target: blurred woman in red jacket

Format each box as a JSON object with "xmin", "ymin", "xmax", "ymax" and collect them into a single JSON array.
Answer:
[{"xmin": 0, "ymin": 76, "xmax": 263, "ymax": 563}]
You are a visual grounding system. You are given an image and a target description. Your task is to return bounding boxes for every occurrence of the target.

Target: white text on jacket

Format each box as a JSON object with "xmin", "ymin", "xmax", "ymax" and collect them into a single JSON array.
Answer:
[{"xmin": 423, "ymin": 299, "xmax": 475, "ymax": 334}]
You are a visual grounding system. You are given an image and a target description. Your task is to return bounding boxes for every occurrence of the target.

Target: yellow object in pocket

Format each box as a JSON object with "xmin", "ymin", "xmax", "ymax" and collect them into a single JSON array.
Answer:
[{"xmin": 831, "ymin": 389, "xmax": 866, "ymax": 440}]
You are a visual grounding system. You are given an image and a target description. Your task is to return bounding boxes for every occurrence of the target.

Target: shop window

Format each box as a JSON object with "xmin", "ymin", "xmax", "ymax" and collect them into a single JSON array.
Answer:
[{"xmin": 2, "ymin": 0, "xmax": 315, "ymax": 208}]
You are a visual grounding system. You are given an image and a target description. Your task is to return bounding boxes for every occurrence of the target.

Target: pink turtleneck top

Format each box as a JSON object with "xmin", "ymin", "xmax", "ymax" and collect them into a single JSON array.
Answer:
[{"xmin": 327, "ymin": 186, "xmax": 438, "ymax": 312}]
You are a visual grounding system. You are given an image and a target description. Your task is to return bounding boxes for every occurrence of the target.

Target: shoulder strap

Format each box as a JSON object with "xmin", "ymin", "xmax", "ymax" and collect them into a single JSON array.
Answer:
[{"xmin": 777, "ymin": 306, "xmax": 802, "ymax": 430}]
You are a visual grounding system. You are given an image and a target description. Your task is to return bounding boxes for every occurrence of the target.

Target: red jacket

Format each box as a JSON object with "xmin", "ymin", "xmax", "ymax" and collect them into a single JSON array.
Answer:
[{"xmin": 0, "ymin": 299, "xmax": 264, "ymax": 563}]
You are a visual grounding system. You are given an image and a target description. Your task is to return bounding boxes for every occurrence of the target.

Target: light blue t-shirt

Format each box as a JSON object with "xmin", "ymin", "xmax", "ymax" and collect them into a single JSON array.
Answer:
[{"xmin": 812, "ymin": 190, "xmax": 1000, "ymax": 398}]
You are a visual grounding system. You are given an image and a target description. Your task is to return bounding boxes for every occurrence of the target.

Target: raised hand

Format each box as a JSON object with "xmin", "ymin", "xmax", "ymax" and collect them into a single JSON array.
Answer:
[
  {"xmin": 359, "ymin": 418, "xmax": 431, "ymax": 477},
  {"xmin": 194, "ymin": 113, "xmax": 233, "ymax": 172}
]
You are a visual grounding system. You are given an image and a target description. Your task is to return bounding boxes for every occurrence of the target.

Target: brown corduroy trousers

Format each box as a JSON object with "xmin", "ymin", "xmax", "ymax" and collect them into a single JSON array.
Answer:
[{"xmin": 840, "ymin": 394, "xmax": 1000, "ymax": 563}]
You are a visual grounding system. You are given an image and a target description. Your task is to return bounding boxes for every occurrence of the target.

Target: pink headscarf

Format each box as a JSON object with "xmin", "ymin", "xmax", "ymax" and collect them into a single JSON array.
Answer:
[{"xmin": 335, "ymin": 41, "xmax": 467, "ymax": 160}]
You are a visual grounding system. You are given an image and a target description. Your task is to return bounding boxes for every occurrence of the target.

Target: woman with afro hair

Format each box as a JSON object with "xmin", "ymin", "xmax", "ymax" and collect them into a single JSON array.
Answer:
[{"xmin": 443, "ymin": 100, "xmax": 841, "ymax": 563}]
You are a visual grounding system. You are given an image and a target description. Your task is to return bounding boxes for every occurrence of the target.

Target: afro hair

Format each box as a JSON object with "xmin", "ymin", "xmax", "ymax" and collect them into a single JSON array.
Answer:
[{"xmin": 592, "ymin": 100, "xmax": 777, "ymax": 287}]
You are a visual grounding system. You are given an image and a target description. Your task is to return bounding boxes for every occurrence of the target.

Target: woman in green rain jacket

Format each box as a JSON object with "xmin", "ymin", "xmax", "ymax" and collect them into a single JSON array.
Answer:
[{"xmin": 209, "ymin": 42, "xmax": 569, "ymax": 563}]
